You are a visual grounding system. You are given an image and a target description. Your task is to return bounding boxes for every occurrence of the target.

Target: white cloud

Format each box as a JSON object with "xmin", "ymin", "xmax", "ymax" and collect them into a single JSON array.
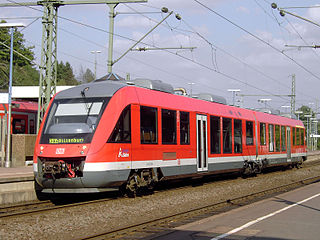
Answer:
[
  {"xmin": 306, "ymin": 4, "xmax": 320, "ymax": 22},
  {"xmin": 117, "ymin": 16, "xmax": 150, "ymax": 28},
  {"xmin": 237, "ymin": 6, "xmax": 250, "ymax": 14}
]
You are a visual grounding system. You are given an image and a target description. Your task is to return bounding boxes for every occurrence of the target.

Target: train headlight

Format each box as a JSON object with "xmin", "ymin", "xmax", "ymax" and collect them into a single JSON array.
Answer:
[
  {"xmin": 80, "ymin": 151, "xmax": 84, "ymax": 155},
  {"xmin": 40, "ymin": 146, "xmax": 44, "ymax": 154}
]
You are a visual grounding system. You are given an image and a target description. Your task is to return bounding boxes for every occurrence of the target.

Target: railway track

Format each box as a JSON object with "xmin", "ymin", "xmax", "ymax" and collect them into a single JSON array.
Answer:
[
  {"xmin": 1, "ymin": 156, "xmax": 319, "ymax": 222},
  {"xmin": 79, "ymin": 174, "xmax": 320, "ymax": 240},
  {"xmin": 0, "ymin": 193, "xmax": 119, "ymax": 219}
]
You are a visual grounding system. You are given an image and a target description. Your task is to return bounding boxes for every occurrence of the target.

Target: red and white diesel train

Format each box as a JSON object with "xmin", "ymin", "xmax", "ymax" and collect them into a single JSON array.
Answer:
[{"xmin": 33, "ymin": 78, "xmax": 307, "ymax": 196}]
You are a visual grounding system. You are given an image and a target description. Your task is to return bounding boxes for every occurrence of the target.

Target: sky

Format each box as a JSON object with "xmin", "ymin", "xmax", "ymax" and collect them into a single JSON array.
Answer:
[{"xmin": 1, "ymin": 0, "xmax": 320, "ymax": 114}]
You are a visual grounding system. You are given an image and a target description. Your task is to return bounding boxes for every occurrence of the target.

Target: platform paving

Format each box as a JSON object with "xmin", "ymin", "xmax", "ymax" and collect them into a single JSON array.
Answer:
[{"xmin": 0, "ymin": 166, "xmax": 35, "ymax": 205}]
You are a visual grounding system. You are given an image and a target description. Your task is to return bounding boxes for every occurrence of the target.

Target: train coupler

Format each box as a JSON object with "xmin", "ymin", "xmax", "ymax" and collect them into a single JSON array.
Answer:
[{"xmin": 41, "ymin": 158, "xmax": 84, "ymax": 179}]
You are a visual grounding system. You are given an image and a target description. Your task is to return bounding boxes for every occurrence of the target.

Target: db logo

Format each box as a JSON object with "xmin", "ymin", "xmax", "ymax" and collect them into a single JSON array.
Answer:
[{"xmin": 56, "ymin": 148, "xmax": 65, "ymax": 154}]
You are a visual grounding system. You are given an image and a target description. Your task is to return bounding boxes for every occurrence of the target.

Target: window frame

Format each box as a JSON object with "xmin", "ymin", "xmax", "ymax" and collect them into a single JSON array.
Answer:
[
  {"xmin": 275, "ymin": 125, "xmax": 280, "ymax": 152},
  {"xmin": 161, "ymin": 108, "xmax": 177, "ymax": 145},
  {"xmin": 210, "ymin": 115, "xmax": 221, "ymax": 154},
  {"xmin": 234, "ymin": 119, "xmax": 242, "ymax": 154},
  {"xmin": 260, "ymin": 122, "xmax": 266, "ymax": 146},
  {"xmin": 246, "ymin": 121, "xmax": 254, "ymax": 146},
  {"xmin": 140, "ymin": 106, "xmax": 158, "ymax": 144},
  {"xmin": 180, "ymin": 111, "xmax": 190, "ymax": 145},
  {"xmin": 292, "ymin": 127, "xmax": 296, "ymax": 146},
  {"xmin": 223, "ymin": 117, "xmax": 232, "ymax": 154},
  {"xmin": 268, "ymin": 124, "xmax": 275, "ymax": 152},
  {"xmin": 281, "ymin": 125, "xmax": 286, "ymax": 151},
  {"xmin": 108, "ymin": 105, "xmax": 131, "ymax": 143}
]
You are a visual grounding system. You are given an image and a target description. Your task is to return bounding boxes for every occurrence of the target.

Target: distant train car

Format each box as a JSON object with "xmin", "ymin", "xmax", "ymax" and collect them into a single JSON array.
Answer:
[
  {"xmin": 0, "ymin": 100, "xmax": 37, "ymax": 134},
  {"xmin": 33, "ymin": 79, "xmax": 307, "ymax": 196}
]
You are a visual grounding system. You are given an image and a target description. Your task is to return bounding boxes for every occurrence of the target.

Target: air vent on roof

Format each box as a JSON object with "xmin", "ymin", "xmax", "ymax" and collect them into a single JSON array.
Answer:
[
  {"xmin": 194, "ymin": 93, "xmax": 227, "ymax": 105},
  {"xmin": 130, "ymin": 78, "xmax": 174, "ymax": 94}
]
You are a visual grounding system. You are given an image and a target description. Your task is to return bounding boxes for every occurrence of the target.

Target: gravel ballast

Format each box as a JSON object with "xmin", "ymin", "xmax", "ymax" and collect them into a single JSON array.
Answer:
[{"xmin": 1, "ymin": 161, "xmax": 320, "ymax": 240}]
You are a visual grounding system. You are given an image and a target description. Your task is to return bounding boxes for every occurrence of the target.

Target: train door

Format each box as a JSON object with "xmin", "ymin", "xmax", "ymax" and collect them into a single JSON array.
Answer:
[
  {"xmin": 196, "ymin": 115, "xmax": 208, "ymax": 172},
  {"xmin": 286, "ymin": 127, "xmax": 291, "ymax": 161}
]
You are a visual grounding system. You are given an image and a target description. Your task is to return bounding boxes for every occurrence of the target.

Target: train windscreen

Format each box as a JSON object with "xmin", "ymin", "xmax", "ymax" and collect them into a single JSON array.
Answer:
[{"xmin": 40, "ymin": 97, "xmax": 110, "ymax": 144}]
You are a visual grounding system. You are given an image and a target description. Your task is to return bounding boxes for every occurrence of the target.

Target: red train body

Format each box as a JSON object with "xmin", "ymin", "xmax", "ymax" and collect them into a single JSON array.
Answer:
[{"xmin": 33, "ymin": 79, "xmax": 307, "ymax": 195}]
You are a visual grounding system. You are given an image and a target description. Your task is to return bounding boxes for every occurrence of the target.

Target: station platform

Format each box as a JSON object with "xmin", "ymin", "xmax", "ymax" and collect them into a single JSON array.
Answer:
[
  {"xmin": 156, "ymin": 181, "xmax": 320, "ymax": 240},
  {"xmin": 0, "ymin": 166, "xmax": 36, "ymax": 205},
  {"xmin": 0, "ymin": 165, "xmax": 33, "ymax": 182}
]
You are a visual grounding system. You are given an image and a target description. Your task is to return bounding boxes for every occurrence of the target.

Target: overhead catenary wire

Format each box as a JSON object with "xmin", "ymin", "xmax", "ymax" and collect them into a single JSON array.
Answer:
[
  {"xmin": 134, "ymin": 0, "xmax": 318, "ymax": 105},
  {"xmin": 253, "ymin": 1, "xmax": 320, "ymax": 102},
  {"xmin": 0, "ymin": 1, "xmax": 300, "ymax": 102},
  {"xmin": 119, "ymin": 4, "xmax": 296, "ymax": 101},
  {"xmin": 3, "ymin": 0, "xmax": 318, "ymax": 107},
  {"xmin": 0, "ymin": 2, "xmax": 218, "ymax": 93},
  {"xmin": 193, "ymin": 0, "xmax": 320, "ymax": 83}
]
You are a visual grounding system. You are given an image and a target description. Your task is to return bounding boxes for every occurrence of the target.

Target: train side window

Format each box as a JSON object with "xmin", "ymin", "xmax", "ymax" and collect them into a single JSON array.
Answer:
[
  {"xmin": 141, "ymin": 106, "xmax": 158, "ymax": 144},
  {"xmin": 223, "ymin": 117, "xmax": 232, "ymax": 154},
  {"xmin": 269, "ymin": 124, "xmax": 274, "ymax": 152},
  {"xmin": 281, "ymin": 126, "xmax": 286, "ymax": 151},
  {"xmin": 12, "ymin": 119, "xmax": 26, "ymax": 134},
  {"xmin": 260, "ymin": 123, "xmax": 266, "ymax": 145},
  {"xmin": 210, "ymin": 116, "xmax": 221, "ymax": 154},
  {"xmin": 162, "ymin": 109, "xmax": 177, "ymax": 144},
  {"xmin": 246, "ymin": 121, "xmax": 254, "ymax": 145},
  {"xmin": 292, "ymin": 127, "xmax": 296, "ymax": 146},
  {"xmin": 275, "ymin": 125, "xmax": 280, "ymax": 152},
  {"xmin": 108, "ymin": 105, "xmax": 131, "ymax": 143},
  {"xmin": 180, "ymin": 111, "xmax": 190, "ymax": 145},
  {"xmin": 301, "ymin": 129, "xmax": 305, "ymax": 146},
  {"xmin": 296, "ymin": 128, "xmax": 301, "ymax": 146},
  {"xmin": 234, "ymin": 119, "xmax": 242, "ymax": 153}
]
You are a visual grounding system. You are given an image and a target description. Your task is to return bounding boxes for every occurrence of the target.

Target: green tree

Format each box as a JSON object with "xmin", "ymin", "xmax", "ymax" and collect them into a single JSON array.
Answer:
[
  {"xmin": 78, "ymin": 66, "xmax": 94, "ymax": 83},
  {"xmin": 57, "ymin": 61, "xmax": 78, "ymax": 86},
  {"xmin": 296, "ymin": 105, "xmax": 319, "ymax": 150},
  {"xmin": 295, "ymin": 106, "xmax": 315, "ymax": 122},
  {"xmin": 0, "ymin": 20, "xmax": 38, "ymax": 87}
]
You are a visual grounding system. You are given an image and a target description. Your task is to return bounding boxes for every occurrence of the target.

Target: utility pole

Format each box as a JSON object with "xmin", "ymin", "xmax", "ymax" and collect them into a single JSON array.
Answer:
[
  {"xmin": 108, "ymin": 7, "xmax": 180, "ymax": 73},
  {"xmin": 227, "ymin": 89, "xmax": 241, "ymax": 106},
  {"xmin": 37, "ymin": 0, "xmax": 58, "ymax": 133},
  {"xmin": 91, "ymin": 50, "xmax": 101, "ymax": 79},
  {"xmin": 0, "ymin": 23, "xmax": 25, "ymax": 168},
  {"xmin": 0, "ymin": 0, "xmax": 147, "ymax": 132},
  {"xmin": 291, "ymin": 74, "xmax": 296, "ymax": 116}
]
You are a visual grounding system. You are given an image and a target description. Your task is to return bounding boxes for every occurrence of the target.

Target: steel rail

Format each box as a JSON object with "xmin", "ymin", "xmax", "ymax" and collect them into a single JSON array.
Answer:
[
  {"xmin": 0, "ymin": 194, "xmax": 118, "ymax": 219},
  {"xmin": 1, "ymin": 156, "xmax": 319, "ymax": 221},
  {"xmin": 79, "ymin": 174, "xmax": 320, "ymax": 240}
]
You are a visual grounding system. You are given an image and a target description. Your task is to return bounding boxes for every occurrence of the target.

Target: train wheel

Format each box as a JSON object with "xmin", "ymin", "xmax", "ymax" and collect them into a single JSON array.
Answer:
[
  {"xmin": 125, "ymin": 172, "xmax": 139, "ymax": 198},
  {"xmin": 125, "ymin": 169, "xmax": 158, "ymax": 197}
]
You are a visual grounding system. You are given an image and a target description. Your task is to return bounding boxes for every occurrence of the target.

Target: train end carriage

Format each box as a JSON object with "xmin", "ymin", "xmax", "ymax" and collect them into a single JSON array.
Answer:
[
  {"xmin": 0, "ymin": 100, "xmax": 37, "ymax": 134},
  {"xmin": 254, "ymin": 111, "xmax": 307, "ymax": 169}
]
